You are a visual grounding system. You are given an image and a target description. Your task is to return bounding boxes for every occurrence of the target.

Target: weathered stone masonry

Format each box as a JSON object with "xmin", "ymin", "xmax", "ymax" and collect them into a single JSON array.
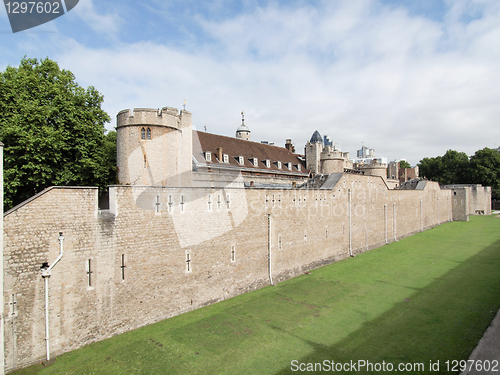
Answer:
[{"xmin": 1, "ymin": 174, "xmax": 479, "ymax": 371}]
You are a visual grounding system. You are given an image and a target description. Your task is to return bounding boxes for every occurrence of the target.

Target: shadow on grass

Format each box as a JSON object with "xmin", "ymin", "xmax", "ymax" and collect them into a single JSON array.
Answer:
[{"xmin": 275, "ymin": 238, "xmax": 500, "ymax": 374}]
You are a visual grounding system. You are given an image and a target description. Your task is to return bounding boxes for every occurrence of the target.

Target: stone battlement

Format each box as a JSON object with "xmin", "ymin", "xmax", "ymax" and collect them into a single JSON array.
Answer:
[{"xmin": 117, "ymin": 106, "xmax": 191, "ymax": 129}]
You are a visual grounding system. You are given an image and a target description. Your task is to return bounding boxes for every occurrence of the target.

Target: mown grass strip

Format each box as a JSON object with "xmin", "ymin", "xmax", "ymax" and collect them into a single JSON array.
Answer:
[{"xmin": 13, "ymin": 216, "xmax": 500, "ymax": 375}]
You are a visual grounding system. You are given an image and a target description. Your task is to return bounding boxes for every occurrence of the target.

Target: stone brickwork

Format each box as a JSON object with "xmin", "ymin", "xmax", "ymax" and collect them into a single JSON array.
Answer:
[
  {"xmin": 116, "ymin": 107, "xmax": 192, "ymax": 186},
  {"xmin": 1, "ymin": 175, "xmax": 467, "ymax": 371}
]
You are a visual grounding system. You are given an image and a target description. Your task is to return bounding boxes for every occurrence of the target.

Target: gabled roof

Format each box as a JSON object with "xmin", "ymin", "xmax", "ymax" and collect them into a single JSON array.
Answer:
[{"xmin": 193, "ymin": 130, "xmax": 307, "ymax": 175}]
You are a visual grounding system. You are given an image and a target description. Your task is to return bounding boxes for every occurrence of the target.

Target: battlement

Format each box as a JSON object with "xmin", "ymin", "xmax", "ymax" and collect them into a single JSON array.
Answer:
[{"xmin": 117, "ymin": 106, "xmax": 191, "ymax": 129}]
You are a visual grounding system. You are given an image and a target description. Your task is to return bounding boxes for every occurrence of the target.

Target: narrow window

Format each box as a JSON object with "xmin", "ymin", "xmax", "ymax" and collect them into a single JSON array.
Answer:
[
  {"xmin": 180, "ymin": 195, "xmax": 185, "ymax": 213},
  {"xmin": 226, "ymin": 194, "xmax": 231, "ymax": 209},
  {"xmin": 278, "ymin": 236, "xmax": 282, "ymax": 250},
  {"xmin": 231, "ymin": 245, "xmax": 236, "ymax": 262},
  {"xmin": 265, "ymin": 159, "xmax": 271, "ymax": 168},
  {"xmin": 253, "ymin": 157, "xmax": 258, "ymax": 167},
  {"xmin": 304, "ymin": 231, "xmax": 307, "ymax": 243},
  {"xmin": 238, "ymin": 156, "xmax": 244, "ymax": 165},
  {"xmin": 278, "ymin": 194, "xmax": 282, "ymax": 207},
  {"xmin": 272, "ymin": 194, "xmax": 275, "ymax": 207},
  {"xmin": 9, "ymin": 294, "xmax": 17, "ymax": 317},
  {"xmin": 146, "ymin": 127, "xmax": 151, "ymax": 140},
  {"xmin": 144, "ymin": 155, "xmax": 147, "ymax": 169},
  {"xmin": 205, "ymin": 152, "xmax": 212, "ymax": 162},
  {"xmin": 155, "ymin": 195, "xmax": 160, "ymax": 213},
  {"xmin": 121, "ymin": 254, "xmax": 126, "ymax": 281},
  {"xmin": 141, "ymin": 127, "xmax": 146, "ymax": 140},
  {"xmin": 168, "ymin": 195, "xmax": 173, "ymax": 213},
  {"xmin": 293, "ymin": 194, "xmax": 296, "ymax": 205},
  {"xmin": 223, "ymin": 154, "xmax": 229, "ymax": 163},
  {"xmin": 265, "ymin": 195, "xmax": 269, "ymax": 208},
  {"xmin": 326, "ymin": 227, "xmax": 328, "ymax": 238},
  {"xmin": 186, "ymin": 253, "xmax": 192, "ymax": 273},
  {"xmin": 277, "ymin": 161, "xmax": 282, "ymax": 169},
  {"xmin": 87, "ymin": 259, "xmax": 93, "ymax": 287},
  {"xmin": 207, "ymin": 195, "xmax": 212, "ymax": 211},
  {"xmin": 217, "ymin": 195, "xmax": 221, "ymax": 209}
]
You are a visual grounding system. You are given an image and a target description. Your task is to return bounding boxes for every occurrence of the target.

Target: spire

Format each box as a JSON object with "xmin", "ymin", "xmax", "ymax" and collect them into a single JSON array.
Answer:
[{"xmin": 236, "ymin": 110, "xmax": 251, "ymax": 140}]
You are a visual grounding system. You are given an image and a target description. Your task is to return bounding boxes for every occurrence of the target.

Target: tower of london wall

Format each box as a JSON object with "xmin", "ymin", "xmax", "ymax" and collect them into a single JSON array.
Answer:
[{"xmin": 1, "ymin": 175, "xmax": 469, "ymax": 371}]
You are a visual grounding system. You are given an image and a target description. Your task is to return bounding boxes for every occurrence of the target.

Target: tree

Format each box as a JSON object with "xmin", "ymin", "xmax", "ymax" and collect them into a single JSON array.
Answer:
[
  {"xmin": 418, "ymin": 149, "xmax": 469, "ymax": 185},
  {"xmin": 399, "ymin": 160, "xmax": 411, "ymax": 169},
  {"xmin": 469, "ymin": 148, "xmax": 500, "ymax": 200},
  {"xmin": 0, "ymin": 57, "xmax": 112, "ymax": 210}
]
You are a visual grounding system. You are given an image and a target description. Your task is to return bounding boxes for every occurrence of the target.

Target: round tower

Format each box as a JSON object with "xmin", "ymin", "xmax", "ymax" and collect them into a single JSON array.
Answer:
[
  {"xmin": 116, "ymin": 106, "xmax": 192, "ymax": 186},
  {"xmin": 235, "ymin": 111, "xmax": 251, "ymax": 140}
]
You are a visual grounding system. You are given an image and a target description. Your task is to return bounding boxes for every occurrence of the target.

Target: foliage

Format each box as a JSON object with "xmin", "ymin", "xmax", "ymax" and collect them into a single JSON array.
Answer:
[
  {"xmin": 11, "ymin": 216, "xmax": 500, "ymax": 375},
  {"xmin": 0, "ymin": 57, "xmax": 112, "ymax": 210},
  {"xmin": 418, "ymin": 148, "xmax": 499, "ymax": 190},
  {"xmin": 398, "ymin": 160, "xmax": 411, "ymax": 169}
]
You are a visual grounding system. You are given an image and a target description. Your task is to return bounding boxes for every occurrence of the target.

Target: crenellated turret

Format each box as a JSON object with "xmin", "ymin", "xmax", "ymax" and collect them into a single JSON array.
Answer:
[{"xmin": 117, "ymin": 106, "xmax": 192, "ymax": 186}]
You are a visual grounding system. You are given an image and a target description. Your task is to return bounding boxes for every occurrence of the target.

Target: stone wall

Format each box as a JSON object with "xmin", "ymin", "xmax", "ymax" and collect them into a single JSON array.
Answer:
[{"xmin": 2, "ymin": 175, "xmax": 461, "ymax": 371}]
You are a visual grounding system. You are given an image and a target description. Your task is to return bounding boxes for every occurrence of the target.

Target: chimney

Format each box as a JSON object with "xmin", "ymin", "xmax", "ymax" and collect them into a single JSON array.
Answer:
[
  {"xmin": 285, "ymin": 139, "xmax": 295, "ymax": 153},
  {"xmin": 217, "ymin": 147, "xmax": 223, "ymax": 162}
]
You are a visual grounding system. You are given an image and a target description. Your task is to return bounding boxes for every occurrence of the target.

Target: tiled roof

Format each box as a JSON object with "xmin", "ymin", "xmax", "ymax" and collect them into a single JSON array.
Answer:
[{"xmin": 193, "ymin": 130, "xmax": 308, "ymax": 176}]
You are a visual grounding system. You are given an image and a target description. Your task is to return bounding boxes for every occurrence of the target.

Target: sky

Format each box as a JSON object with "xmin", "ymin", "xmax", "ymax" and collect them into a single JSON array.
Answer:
[{"xmin": 1, "ymin": 0, "xmax": 500, "ymax": 165}]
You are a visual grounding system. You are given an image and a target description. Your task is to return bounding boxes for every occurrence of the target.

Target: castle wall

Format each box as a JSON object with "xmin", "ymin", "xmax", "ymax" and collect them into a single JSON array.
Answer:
[{"xmin": 2, "ymin": 176, "xmax": 461, "ymax": 371}]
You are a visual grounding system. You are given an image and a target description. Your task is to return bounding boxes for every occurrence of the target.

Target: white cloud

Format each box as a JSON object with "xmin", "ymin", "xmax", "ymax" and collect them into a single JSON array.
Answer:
[
  {"xmin": 39, "ymin": 0, "xmax": 500, "ymax": 163},
  {"xmin": 70, "ymin": 0, "xmax": 122, "ymax": 37}
]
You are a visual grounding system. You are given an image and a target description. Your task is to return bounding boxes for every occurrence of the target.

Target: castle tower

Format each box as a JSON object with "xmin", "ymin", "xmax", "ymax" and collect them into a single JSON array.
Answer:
[
  {"xmin": 235, "ymin": 111, "xmax": 251, "ymax": 140},
  {"xmin": 320, "ymin": 146, "xmax": 352, "ymax": 174},
  {"xmin": 116, "ymin": 106, "xmax": 193, "ymax": 186},
  {"xmin": 305, "ymin": 130, "xmax": 323, "ymax": 175}
]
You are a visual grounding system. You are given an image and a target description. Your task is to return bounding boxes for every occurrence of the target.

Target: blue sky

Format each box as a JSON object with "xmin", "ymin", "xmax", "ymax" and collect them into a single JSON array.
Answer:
[{"xmin": 1, "ymin": 0, "xmax": 500, "ymax": 165}]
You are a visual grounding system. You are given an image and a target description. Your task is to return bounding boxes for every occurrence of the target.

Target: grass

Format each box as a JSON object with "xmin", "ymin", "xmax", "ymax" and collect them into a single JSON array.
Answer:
[{"xmin": 13, "ymin": 216, "xmax": 500, "ymax": 375}]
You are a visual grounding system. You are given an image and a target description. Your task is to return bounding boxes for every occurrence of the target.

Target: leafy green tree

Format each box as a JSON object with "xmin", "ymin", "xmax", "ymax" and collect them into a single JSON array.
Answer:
[
  {"xmin": 418, "ymin": 155, "xmax": 443, "ymax": 184},
  {"xmin": 399, "ymin": 160, "xmax": 411, "ymax": 169},
  {"xmin": 418, "ymin": 150, "xmax": 470, "ymax": 185},
  {"xmin": 0, "ymin": 57, "xmax": 112, "ymax": 210},
  {"xmin": 469, "ymin": 148, "xmax": 500, "ymax": 200}
]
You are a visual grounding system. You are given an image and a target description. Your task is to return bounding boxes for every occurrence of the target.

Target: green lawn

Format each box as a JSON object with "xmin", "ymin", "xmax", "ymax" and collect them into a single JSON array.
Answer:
[{"xmin": 13, "ymin": 216, "xmax": 500, "ymax": 374}]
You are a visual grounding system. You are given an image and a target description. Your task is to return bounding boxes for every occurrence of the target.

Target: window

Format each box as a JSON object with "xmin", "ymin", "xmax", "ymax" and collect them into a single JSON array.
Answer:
[
  {"xmin": 238, "ymin": 156, "xmax": 244, "ymax": 165},
  {"xmin": 86, "ymin": 259, "xmax": 93, "ymax": 287},
  {"xmin": 277, "ymin": 161, "xmax": 282, "ymax": 169},
  {"xmin": 144, "ymin": 155, "xmax": 147, "ymax": 169},
  {"xmin": 180, "ymin": 195, "xmax": 185, "ymax": 213},
  {"xmin": 205, "ymin": 152, "xmax": 212, "ymax": 162},
  {"xmin": 155, "ymin": 195, "xmax": 160, "ymax": 213},
  {"xmin": 231, "ymin": 245, "xmax": 236, "ymax": 263},
  {"xmin": 141, "ymin": 127, "xmax": 146, "ymax": 140},
  {"xmin": 265, "ymin": 159, "xmax": 271, "ymax": 168},
  {"xmin": 9, "ymin": 294, "xmax": 17, "ymax": 317},
  {"xmin": 287, "ymin": 162, "xmax": 292, "ymax": 170},
  {"xmin": 217, "ymin": 195, "xmax": 221, "ymax": 209},
  {"xmin": 278, "ymin": 236, "xmax": 282, "ymax": 250},
  {"xmin": 146, "ymin": 128, "xmax": 151, "ymax": 140},
  {"xmin": 121, "ymin": 254, "xmax": 126, "ymax": 281},
  {"xmin": 207, "ymin": 195, "xmax": 212, "ymax": 211},
  {"xmin": 223, "ymin": 154, "xmax": 229, "ymax": 163},
  {"xmin": 296, "ymin": 164, "xmax": 301, "ymax": 172},
  {"xmin": 253, "ymin": 158, "xmax": 258, "ymax": 167},
  {"xmin": 186, "ymin": 253, "xmax": 192, "ymax": 273},
  {"xmin": 168, "ymin": 195, "xmax": 173, "ymax": 213},
  {"xmin": 226, "ymin": 194, "xmax": 230, "ymax": 209}
]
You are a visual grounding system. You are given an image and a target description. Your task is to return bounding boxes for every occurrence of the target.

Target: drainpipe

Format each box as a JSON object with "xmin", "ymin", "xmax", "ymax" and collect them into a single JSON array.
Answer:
[
  {"xmin": 393, "ymin": 202, "xmax": 397, "ymax": 241},
  {"xmin": 420, "ymin": 199, "xmax": 423, "ymax": 232},
  {"xmin": 384, "ymin": 204, "xmax": 388, "ymax": 244},
  {"xmin": 40, "ymin": 232, "xmax": 64, "ymax": 362},
  {"xmin": 267, "ymin": 215, "xmax": 273, "ymax": 286},
  {"xmin": 348, "ymin": 190, "xmax": 353, "ymax": 257}
]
